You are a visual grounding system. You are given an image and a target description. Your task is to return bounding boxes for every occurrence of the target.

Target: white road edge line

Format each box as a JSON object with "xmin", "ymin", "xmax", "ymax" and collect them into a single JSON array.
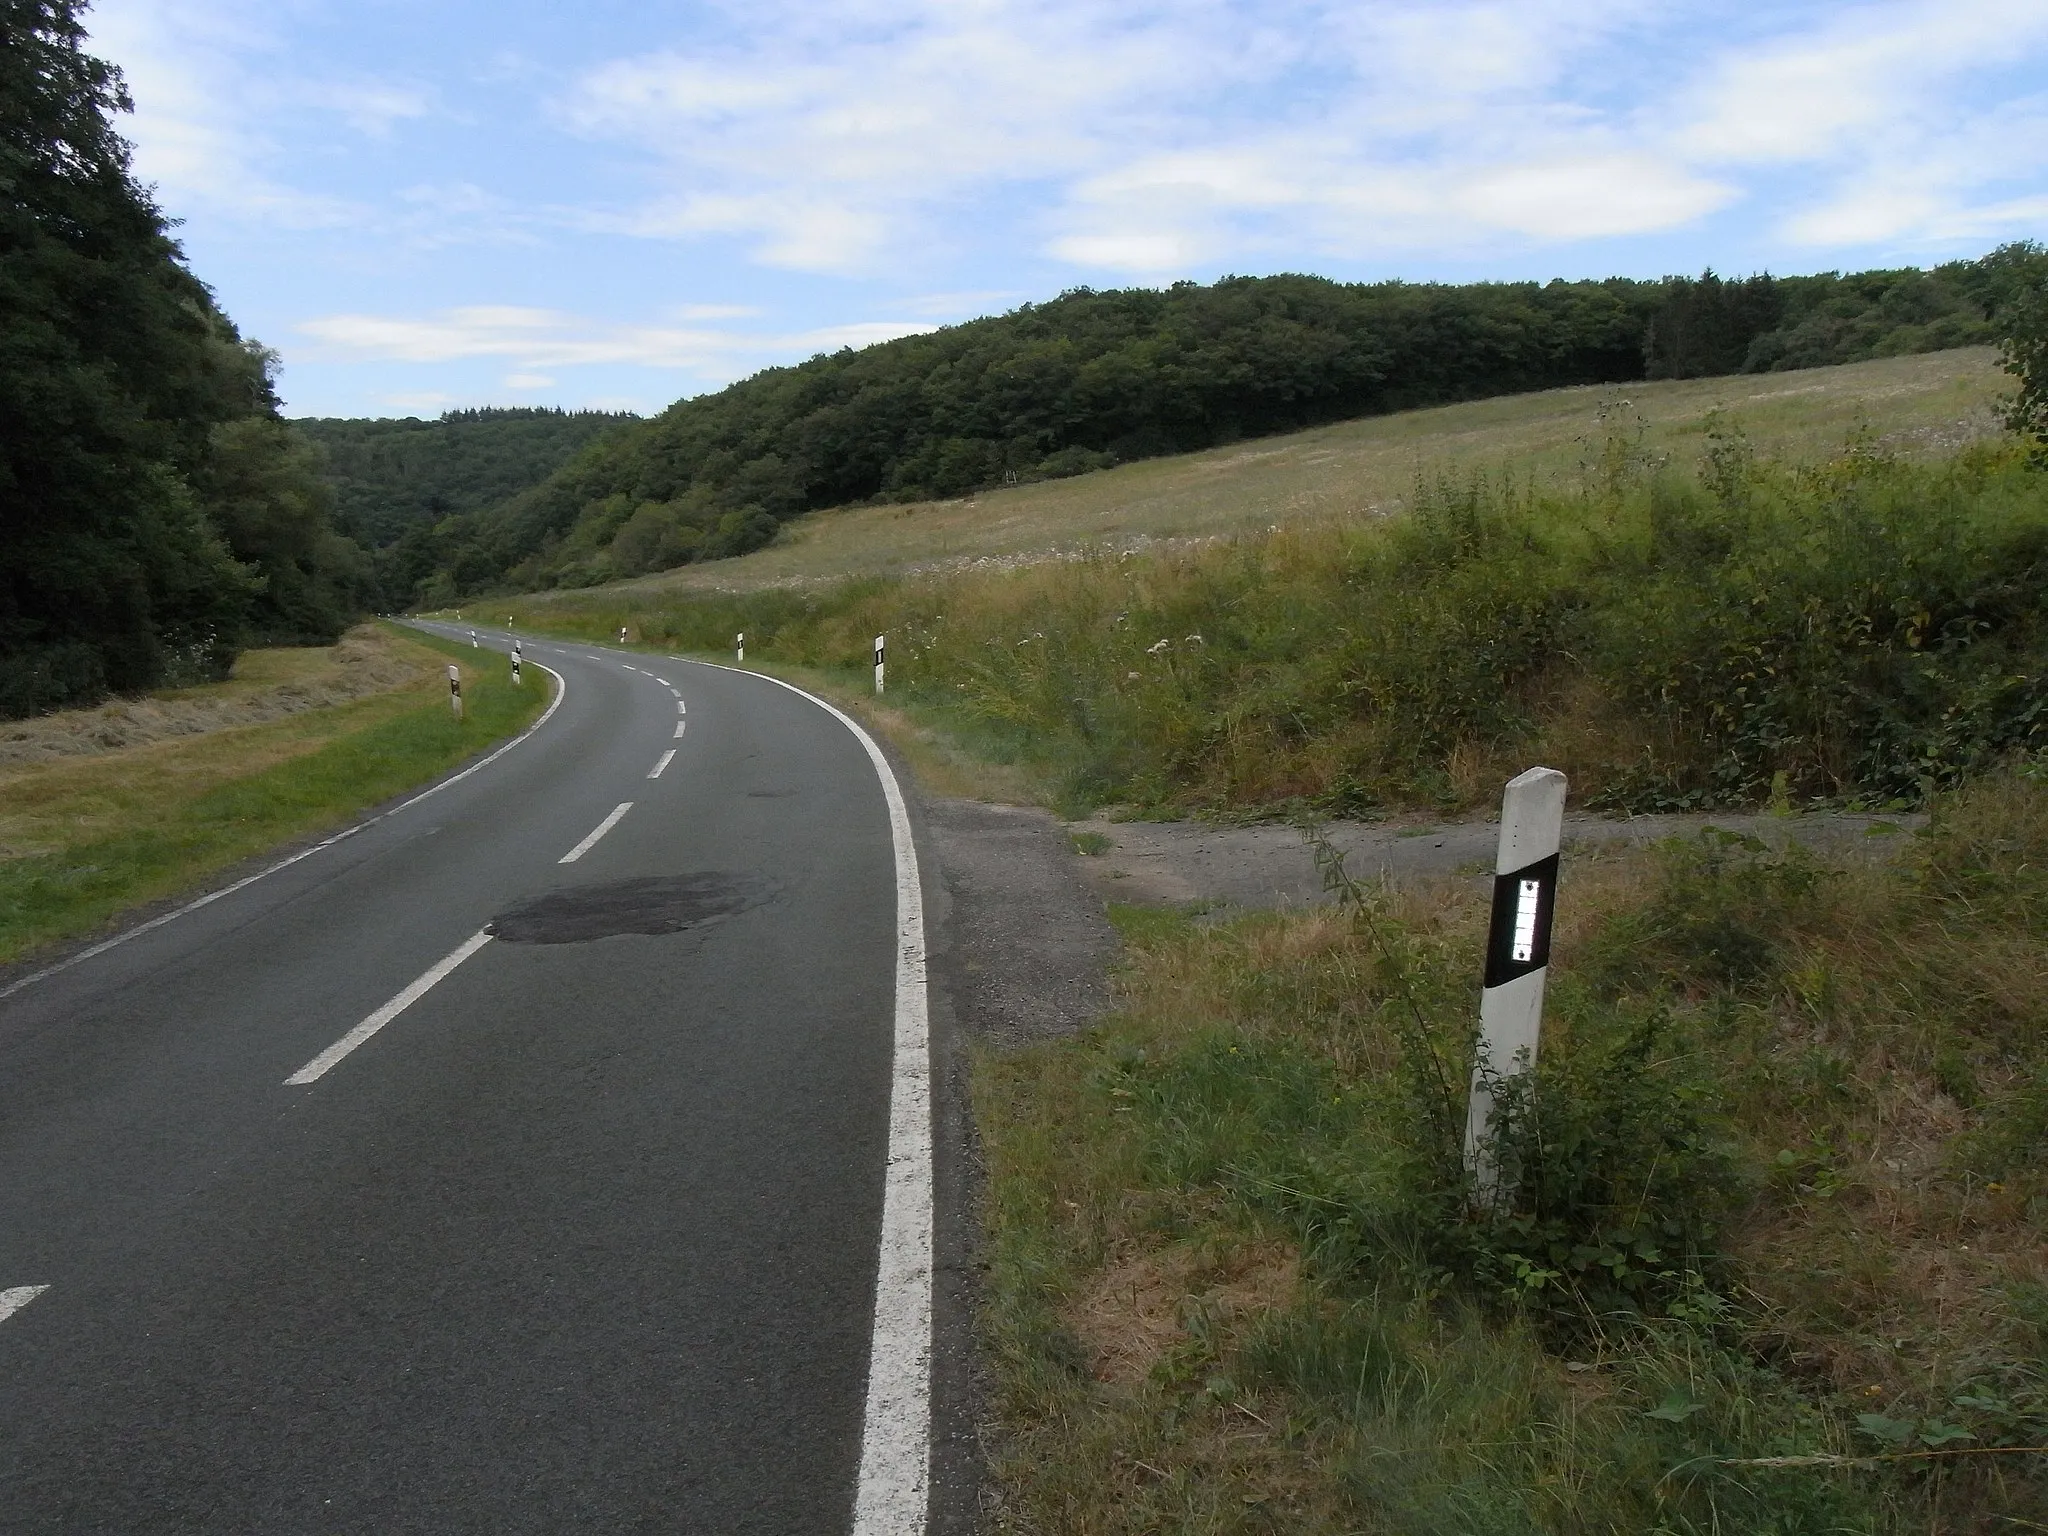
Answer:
[
  {"xmin": 560, "ymin": 801, "xmax": 634, "ymax": 864},
  {"xmin": 685, "ymin": 661, "xmax": 931, "ymax": 1536},
  {"xmin": 0, "ymin": 1285, "xmax": 50, "ymax": 1324},
  {"xmin": 0, "ymin": 657, "xmax": 567, "ymax": 1005},
  {"xmin": 285, "ymin": 930, "xmax": 492, "ymax": 1085},
  {"xmin": 648, "ymin": 750, "xmax": 676, "ymax": 779}
]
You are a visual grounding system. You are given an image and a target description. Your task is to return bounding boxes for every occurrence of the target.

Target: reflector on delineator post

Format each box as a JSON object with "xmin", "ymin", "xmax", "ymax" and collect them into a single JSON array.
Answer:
[{"xmin": 1465, "ymin": 766, "xmax": 1567, "ymax": 1200}]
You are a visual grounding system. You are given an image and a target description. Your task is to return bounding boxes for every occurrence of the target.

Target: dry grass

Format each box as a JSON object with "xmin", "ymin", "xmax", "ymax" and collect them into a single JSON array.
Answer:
[
  {"xmin": 0, "ymin": 625, "xmax": 435, "ymax": 767},
  {"xmin": 0, "ymin": 626, "xmax": 548, "ymax": 968},
  {"xmin": 532, "ymin": 348, "xmax": 2006, "ymax": 603},
  {"xmin": 1070, "ymin": 1237, "xmax": 1300, "ymax": 1389},
  {"xmin": 0, "ymin": 627, "xmax": 445, "ymax": 861}
]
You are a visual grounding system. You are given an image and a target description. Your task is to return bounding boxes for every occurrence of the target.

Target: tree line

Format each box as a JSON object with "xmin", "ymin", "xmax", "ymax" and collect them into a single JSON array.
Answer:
[
  {"xmin": 382, "ymin": 251, "xmax": 2038, "ymax": 604},
  {"xmin": 1, "ymin": 0, "xmax": 369, "ymax": 717},
  {"xmin": 293, "ymin": 408, "xmax": 638, "ymax": 601}
]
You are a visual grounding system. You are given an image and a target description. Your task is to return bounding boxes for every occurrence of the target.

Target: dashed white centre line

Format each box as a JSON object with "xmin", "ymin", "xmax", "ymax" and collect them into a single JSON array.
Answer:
[
  {"xmin": 560, "ymin": 801, "xmax": 634, "ymax": 863},
  {"xmin": 676, "ymin": 700, "xmax": 686, "ymax": 714},
  {"xmin": 655, "ymin": 677, "xmax": 670, "ymax": 686},
  {"xmin": 0, "ymin": 1285, "xmax": 50, "ymax": 1324},
  {"xmin": 673, "ymin": 721, "xmax": 687, "ymax": 739},
  {"xmin": 649, "ymin": 750, "xmax": 676, "ymax": 778},
  {"xmin": 284, "ymin": 930, "xmax": 492, "ymax": 1085}
]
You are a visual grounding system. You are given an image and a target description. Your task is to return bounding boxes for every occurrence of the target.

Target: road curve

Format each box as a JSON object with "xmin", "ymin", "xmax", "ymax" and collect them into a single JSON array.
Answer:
[{"xmin": 0, "ymin": 626, "xmax": 932, "ymax": 1534}]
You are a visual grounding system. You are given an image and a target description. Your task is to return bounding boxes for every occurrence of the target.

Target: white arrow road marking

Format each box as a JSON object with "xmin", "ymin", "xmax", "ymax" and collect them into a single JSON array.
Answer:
[
  {"xmin": 0, "ymin": 1286, "xmax": 50, "ymax": 1325},
  {"xmin": 284, "ymin": 930, "xmax": 492, "ymax": 1085},
  {"xmin": 648, "ymin": 750, "xmax": 676, "ymax": 779},
  {"xmin": 560, "ymin": 802, "xmax": 634, "ymax": 864}
]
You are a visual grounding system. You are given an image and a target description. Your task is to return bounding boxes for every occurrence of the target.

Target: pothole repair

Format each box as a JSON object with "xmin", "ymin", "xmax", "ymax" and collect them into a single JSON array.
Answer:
[{"xmin": 488, "ymin": 873, "xmax": 775, "ymax": 944}]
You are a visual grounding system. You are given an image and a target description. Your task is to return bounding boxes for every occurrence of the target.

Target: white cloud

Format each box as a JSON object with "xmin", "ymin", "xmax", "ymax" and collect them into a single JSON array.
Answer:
[
  {"xmin": 89, "ymin": 0, "xmax": 361, "ymax": 227},
  {"xmin": 312, "ymin": 80, "xmax": 433, "ymax": 138},
  {"xmin": 375, "ymin": 391, "xmax": 464, "ymax": 414},
  {"xmin": 1676, "ymin": 0, "xmax": 2048, "ymax": 165},
  {"xmin": 557, "ymin": 0, "xmax": 2048, "ymax": 277},
  {"xmin": 295, "ymin": 305, "xmax": 937, "ymax": 380},
  {"xmin": 1457, "ymin": 156, "xmax": 1732, "ymax": 241},
  {"xmin": 88, "ymin": 0, "xmax": 437, "ymax": 229},
  {"xmin": 888, "ymin": 290, "xmax": 1029, "ymax": 319}
]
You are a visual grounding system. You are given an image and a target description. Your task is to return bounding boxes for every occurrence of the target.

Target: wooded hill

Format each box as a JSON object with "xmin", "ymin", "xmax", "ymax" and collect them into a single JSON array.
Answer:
[
  {"xmin": 388, "ymin": 250, "xmax": 2039, "ymax": 605},
  {"xmin": 293, "ymin": 408, "xmax": 636, "ymax": 598},
  {"xmin": 1, "ymin": 0, "xmax": 370, "ymax": 717}
]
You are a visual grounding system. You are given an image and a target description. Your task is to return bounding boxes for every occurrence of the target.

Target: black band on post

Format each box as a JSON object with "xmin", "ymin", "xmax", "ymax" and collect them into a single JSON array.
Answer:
[{"xmin": 1482, "ymin": 852, "xmax": 1559, "ymax": 989}]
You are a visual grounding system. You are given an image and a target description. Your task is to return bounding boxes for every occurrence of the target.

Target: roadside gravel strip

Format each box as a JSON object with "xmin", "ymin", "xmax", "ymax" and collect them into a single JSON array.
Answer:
[{"xmin": 0, "ymin": 626, "xmax": 942, "ymax": 1532}]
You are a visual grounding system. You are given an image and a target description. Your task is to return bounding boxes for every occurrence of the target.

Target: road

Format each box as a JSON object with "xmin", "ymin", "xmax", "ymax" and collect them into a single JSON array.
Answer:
[{"xmin": 0, "ymin": 627, "xmax": 935, "ymax": 1534}]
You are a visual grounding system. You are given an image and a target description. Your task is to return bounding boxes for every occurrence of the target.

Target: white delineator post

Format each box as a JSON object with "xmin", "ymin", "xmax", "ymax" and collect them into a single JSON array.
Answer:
[
  {"xmin": 447, "ymin": 663, "xmax": 464, "ymax": 720},
  {"xmin": 469, "ymin": 629, "xmax": 479, "ymax": 648},
  {"xmin": 511, "ymin": 639, "xmax": 522, "ymax": 685},
  {"xmin": 874, "ymin": 634, "xmax": 886, "ymax": 695},
  {"xmin": 736, "ymin": 632, "xmax": 745, "ymax": 663},
  {"xmin": 1464, "ymin": 766, "xmax": 1567, "ymax": 1199}
]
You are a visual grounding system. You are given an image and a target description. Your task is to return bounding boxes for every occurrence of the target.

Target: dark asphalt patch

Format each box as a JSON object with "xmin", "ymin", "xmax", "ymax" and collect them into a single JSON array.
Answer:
[{"xmin": 489, "ymin": 873, "xmax": 775, "ymax": 944}]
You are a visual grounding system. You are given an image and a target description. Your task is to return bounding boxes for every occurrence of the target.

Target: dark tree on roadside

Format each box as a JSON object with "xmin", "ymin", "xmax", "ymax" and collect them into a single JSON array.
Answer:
[
  {"xmin": 0, "ymin": 0, "xmax": 365, "ymax": 716},
  {"xmin": 1986, "ymin": 243, "xmax": 2048, "ymax": 460}
]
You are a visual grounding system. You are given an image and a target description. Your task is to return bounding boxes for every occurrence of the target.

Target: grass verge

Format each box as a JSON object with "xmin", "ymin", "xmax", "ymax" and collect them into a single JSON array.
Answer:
[
  {"xmin": 486, "ymin": 429, "xmax": 2048, "ymax": 821},
  {"xmin": 0, "ymin": 625, "xmax": 550, "ymax": 967},
  {"xmin": 976, "ymin": 773, "xmax": 2048, "ymax": 1533}
]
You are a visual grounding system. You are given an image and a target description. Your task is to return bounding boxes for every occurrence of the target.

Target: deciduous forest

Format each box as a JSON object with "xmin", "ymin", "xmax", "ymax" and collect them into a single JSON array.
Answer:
[
  {"xmin": 0, "ymin": 0, "xmax": 369, "ymax": 717},
  {"xmin": 374, "ymin": 250, "xmax": 2040, "ymax": 605}
]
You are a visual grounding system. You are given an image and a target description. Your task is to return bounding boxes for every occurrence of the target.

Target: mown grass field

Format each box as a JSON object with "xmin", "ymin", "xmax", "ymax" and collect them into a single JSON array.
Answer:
[
  {"xmin": 0, "ymin": 625, "xmax": 550, "ymax": 967},
  {"xmin": 521, "ymin": 347, "xmax": 2005, "ymax": 601}
]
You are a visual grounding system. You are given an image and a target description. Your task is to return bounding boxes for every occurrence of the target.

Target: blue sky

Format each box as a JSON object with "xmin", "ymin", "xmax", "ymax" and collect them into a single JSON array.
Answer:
[{"xmin": 85, "ymin": 0, "xmax": 2048, "ymax": 420}]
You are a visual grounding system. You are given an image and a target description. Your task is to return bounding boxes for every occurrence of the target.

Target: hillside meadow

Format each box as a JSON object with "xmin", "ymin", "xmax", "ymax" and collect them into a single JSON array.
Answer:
[
  {"xmin": 516, "ymin": 347, "xmax": 2004, "ymax": 601},
  {"xmin": 481, "ymin": 351, "xmax": 2041, "ymax": 823}
]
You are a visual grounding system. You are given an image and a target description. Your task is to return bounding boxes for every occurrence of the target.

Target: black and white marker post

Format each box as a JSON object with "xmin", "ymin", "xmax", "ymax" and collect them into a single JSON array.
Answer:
[
  {"xmin": 447, "ymin": 663, "xmax": 464, "ymax": 720},
  {"xmin": 469, "ymin": 629, "xmax": 478, "ymax": 648},
  {"xmin": 873, "ymin": 633, "xmax": 885, "ymax": 695},
  {"xmin": 1464, "ymin": 765, "xmax": 1567, "ymax": 1202},
  {"xmin": 511, "ymin": 639, "xmax": 522, "ymax": 685},
  {"xmin": 736, "ymin": 632, "xmax": 745, "ymax": 663}
]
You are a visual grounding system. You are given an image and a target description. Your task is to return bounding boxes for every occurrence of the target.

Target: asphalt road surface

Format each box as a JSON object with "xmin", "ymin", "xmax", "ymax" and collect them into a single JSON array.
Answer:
[{"xmin": 0, "ymin": 626, "xmax": 935, "ymax": 1534}]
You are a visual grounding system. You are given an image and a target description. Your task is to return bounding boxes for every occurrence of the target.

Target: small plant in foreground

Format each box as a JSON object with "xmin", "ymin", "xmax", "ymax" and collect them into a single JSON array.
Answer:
[{"xmin": 1303, "ymin": 823, "xmax": 1741, "ymax": 1335}]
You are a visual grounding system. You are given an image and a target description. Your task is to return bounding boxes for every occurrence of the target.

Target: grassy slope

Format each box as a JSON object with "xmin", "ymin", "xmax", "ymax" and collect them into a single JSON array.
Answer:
[
  {"xmin": 522, "ymin": 347, "xmax": 2004, "ymax": 602},
  {"xmin": 0, "ymin": 626, "xmax": 550, "ymax": 966}
]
